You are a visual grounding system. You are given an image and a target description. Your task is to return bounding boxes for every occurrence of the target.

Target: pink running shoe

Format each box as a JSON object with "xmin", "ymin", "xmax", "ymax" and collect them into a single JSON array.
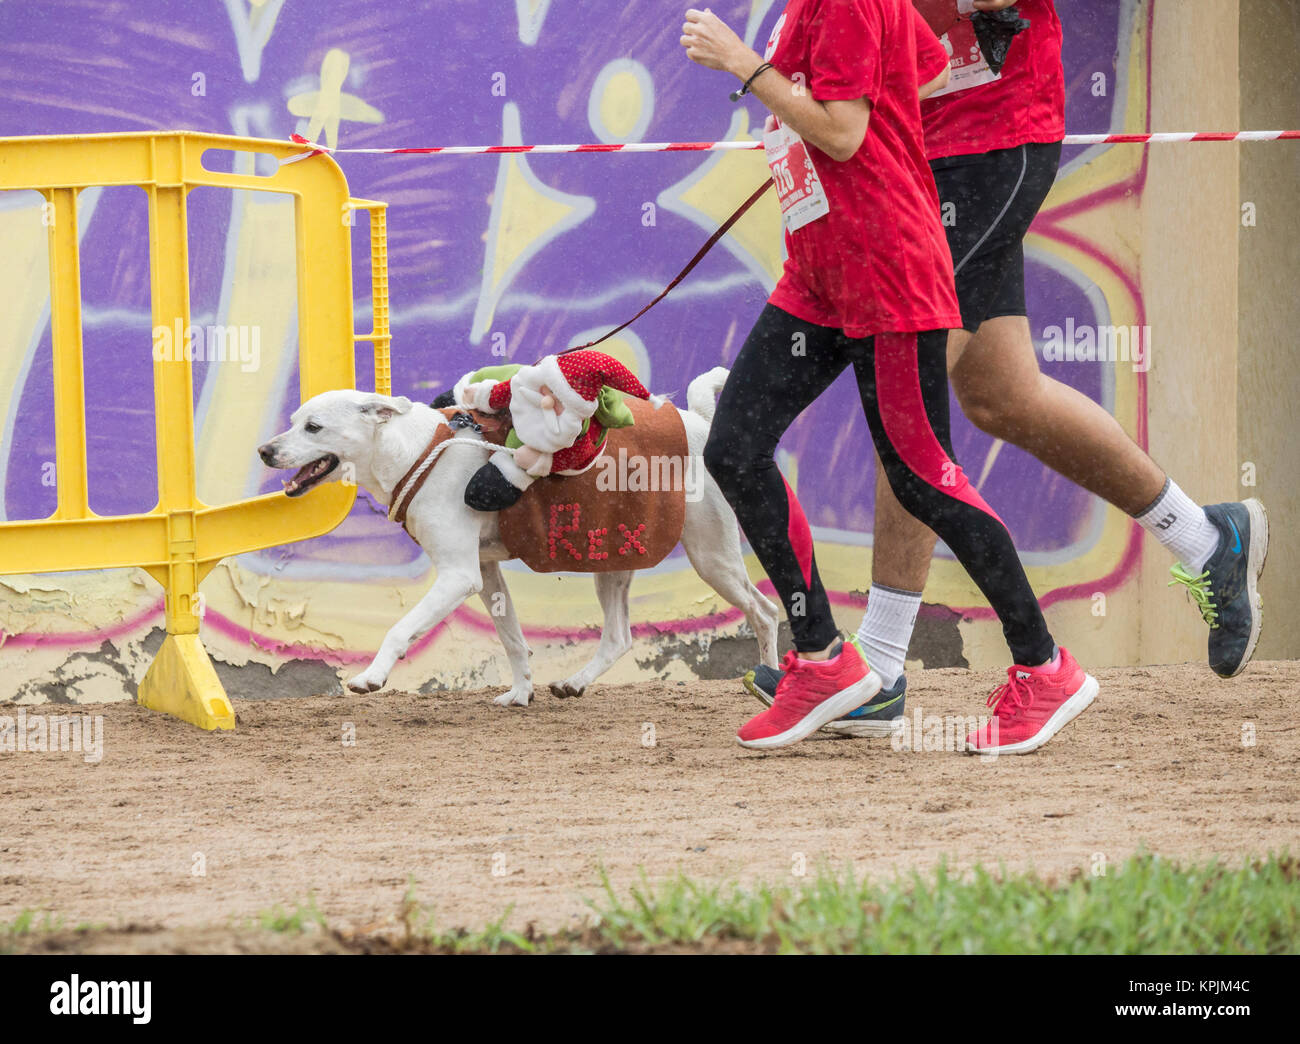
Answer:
[
  {"xmin": 737, "ymin": 641, "xmax": 881, "ymax": 750},
  {"xmin": 965, "ymin": 647, "xmax": 1098, "ymax": 756}
]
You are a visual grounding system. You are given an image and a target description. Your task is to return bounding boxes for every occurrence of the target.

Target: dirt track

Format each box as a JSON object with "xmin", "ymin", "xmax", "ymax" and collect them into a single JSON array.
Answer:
[{"xmin": 2, "ymin": 661, "xmax": 1298, "ymax": 942}]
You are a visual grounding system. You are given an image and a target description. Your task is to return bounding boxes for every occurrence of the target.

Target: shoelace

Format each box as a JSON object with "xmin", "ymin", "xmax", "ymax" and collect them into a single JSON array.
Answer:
[
  {"xmin": 986, "ymin": 670, "xmax": 1034, "ymax": 721},
  {"xmin": 1168, "ymin": 562, "xmax": 1219, "ymax": 628},
  {"xmin": 770, "ymin": 650, "xmax": 803, "ymax": 700},
  {"xmin": 773, "ymin": 646, "xmax": 851, "ymax": 702}
]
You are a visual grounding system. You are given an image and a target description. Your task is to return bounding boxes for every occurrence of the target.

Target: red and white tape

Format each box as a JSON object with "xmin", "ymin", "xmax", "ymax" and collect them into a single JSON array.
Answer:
[
  {"xmin": 1062, "ymin": 130, "xmax": 1299, "ymax": 144},
  {"xmin": 291, "ymin": 130, "xmax": 1299, "ymax": 157}
]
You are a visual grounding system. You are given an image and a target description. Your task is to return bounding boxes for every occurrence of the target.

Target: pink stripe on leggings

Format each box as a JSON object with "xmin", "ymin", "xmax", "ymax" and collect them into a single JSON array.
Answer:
[
  {"xmin": 874, "ymin": 332, "xmax": 1005, "ymax": 526},
  {"xmin": 782, "ymin": 476, "xmax": 815, "ymax": 588}
]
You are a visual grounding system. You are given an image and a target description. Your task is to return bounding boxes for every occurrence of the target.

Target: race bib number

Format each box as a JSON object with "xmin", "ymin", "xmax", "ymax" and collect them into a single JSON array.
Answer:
[
  {"xmin": 763, "ymin": 118, "xmax": 830, "ymax": 233},
  {"xmin": 930, "ymin": 18, "xmax": 1001, "ymax": 98}
]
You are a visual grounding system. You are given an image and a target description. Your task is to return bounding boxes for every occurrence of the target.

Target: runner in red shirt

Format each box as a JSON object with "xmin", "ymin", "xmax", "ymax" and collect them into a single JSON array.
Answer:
[
  {"xmin": 682, "ymin": 0, "xmax": 1097, "ymax": 752},
  {"xmin": 920, "ymin": 0, "xmax": 1065, "ymax": 159},
  {"xmin": 848, "ymin": 0, "xmax": 1265, "ymax": 752},
  {"xmin": 743, "ymin": 0, "xmax": 1266, "ymax": 753},
  {"xmin": 760, "ymin": 3, "xmax": 958, "ymax": 337}
]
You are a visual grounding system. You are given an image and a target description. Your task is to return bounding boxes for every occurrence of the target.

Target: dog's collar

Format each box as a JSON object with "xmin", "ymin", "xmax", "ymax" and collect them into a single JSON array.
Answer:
[{"xmin": 389, "ymin": 408, "xmax": 511, "ymax": 534}]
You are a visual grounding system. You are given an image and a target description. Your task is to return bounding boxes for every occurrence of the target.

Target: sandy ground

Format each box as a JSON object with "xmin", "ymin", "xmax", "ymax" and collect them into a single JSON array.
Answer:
[{"xmin": 2, "ymin": 660, "xmax": 1298, "ymax": 948}]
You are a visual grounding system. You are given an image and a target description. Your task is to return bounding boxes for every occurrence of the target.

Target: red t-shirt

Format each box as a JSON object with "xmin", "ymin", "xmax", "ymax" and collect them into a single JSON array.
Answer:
[
  {"xmin": 914, "ymin": 7, "xmax": 952, "ymax": 86},
  {"xmin": 765, "ymin": 0, "xmax": 961, "ymax": 339},
  {"xmin": 920, "ymin": 0, "xmax": 1065, "ymax": 160}
]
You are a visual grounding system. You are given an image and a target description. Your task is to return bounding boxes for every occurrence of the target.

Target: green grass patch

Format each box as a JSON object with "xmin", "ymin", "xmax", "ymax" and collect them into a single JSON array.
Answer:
[
  {"xmin": 0, "ymin": 910, "xmax": 107, "ymax": 954},
  {"xmin": 575, "ymin": 852, "xmax": 1300, "ymax": 954},
  {"xmin": 0, "ymin": 909, "xmax": 63, "ymax": 953},
  {"xmin": 5, "ymin": 853, "xmax": 1297, "ymax": 953},
  {"xmin": 247, "ymin": 894, "xmax": 327, "ymax": 935}
]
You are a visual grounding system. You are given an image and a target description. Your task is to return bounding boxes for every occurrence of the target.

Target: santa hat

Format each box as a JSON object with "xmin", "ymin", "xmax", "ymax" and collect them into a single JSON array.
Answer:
[{"xmin": 535, "ymin": 350, "xmax": 654, "ymax": 419}]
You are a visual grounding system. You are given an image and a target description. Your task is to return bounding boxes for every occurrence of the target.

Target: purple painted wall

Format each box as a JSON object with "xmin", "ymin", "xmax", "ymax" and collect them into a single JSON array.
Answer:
[{"xmin": 0, "ymin": 0, "xmax": 1135, "ymax": 601}]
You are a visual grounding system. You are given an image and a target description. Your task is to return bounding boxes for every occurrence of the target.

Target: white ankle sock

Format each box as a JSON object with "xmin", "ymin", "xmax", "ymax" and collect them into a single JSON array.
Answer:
[
  {"xmin": 1134, "ymin": 479, "xmax": 1221, "ymax": 572},
  {"xmin": 855, "ymin": 584, "xmax": 921, "ymax": 689}
]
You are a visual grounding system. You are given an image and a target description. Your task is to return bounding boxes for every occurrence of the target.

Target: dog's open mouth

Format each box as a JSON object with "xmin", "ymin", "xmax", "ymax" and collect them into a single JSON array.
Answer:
[{"xmin": 282, "ymin": 454, "xmax": 339, "ymax": 497}]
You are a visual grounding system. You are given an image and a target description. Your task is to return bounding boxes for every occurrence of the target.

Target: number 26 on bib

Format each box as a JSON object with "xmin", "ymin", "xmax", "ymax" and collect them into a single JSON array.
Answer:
[{"xmin": 763, "ymin": 117, "xmax": 830, "ymax": 233}]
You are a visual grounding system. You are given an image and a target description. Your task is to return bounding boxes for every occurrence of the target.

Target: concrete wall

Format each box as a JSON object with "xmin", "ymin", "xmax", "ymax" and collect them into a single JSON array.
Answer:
[
  {"xmin": 1138, "ymin": 0, "xmax": 1242, "ymax": 665},
  {"xmin": 1238, "ymin": 0, "xmax": 1300, "ymax": 660}
]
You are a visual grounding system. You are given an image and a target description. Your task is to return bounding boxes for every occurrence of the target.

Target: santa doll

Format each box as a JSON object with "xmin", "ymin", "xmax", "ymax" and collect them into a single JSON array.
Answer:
[{"xmin": 452, "ymin": 349, "xmax": 662, "ymax": 511}]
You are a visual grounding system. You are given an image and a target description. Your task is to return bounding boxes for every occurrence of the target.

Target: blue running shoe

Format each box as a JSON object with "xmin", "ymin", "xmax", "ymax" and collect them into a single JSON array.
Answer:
[
  {"xmin": 742, "ymin": 663, "xmax": 784, "ymax": 707},
  {"xmin": 741, "ymin": 635, "xmax": 906, "ymax": 737},
  {"xmin": 820, "ymin": 673, "xmax": 906, "ymax": 737},
  {"xmin": 1168, "ymin": 499, "xmax": 1268, "ymax": 678}
]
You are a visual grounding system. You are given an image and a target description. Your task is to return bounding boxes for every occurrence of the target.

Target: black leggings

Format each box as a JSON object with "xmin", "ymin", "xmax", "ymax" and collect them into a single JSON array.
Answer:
[{"xmin": 703, "ymin": 304, "xmax": 1054, "ymax": 665}]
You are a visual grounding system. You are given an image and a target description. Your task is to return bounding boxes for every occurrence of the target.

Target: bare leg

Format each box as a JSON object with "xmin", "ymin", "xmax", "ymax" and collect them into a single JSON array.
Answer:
[
  {"xmin": 949, "ymin": 317, "xmax": 1165, "ymax": 514},
  {"xmin": 871, "ymin": 459, "xmax": 939, "ymax": 592}
]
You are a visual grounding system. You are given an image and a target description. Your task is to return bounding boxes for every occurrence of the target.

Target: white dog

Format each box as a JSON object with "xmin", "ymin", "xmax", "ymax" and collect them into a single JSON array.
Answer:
[{"xmin": 257, "ymin": 368, "xmax": 779, "ymax": 705}]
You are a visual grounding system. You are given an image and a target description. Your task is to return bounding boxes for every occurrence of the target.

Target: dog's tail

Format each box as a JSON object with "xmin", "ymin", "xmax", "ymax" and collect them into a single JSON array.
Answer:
[{"xmin": 685, "ymin": 367, "xmax": 730, "ymax": 424}]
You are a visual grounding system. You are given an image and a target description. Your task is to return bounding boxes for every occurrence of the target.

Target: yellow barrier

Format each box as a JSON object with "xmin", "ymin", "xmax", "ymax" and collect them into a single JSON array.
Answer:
[
  {"xmin": 350, "ymin": 198, "xmax": 392, "ymax": 396},
  {"xmin": 0, "ymin": 131, "xmax": 390, "ymax": 730}
]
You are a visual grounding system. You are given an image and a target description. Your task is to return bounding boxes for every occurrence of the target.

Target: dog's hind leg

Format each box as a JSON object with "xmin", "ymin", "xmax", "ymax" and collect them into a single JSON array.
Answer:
[
  {"xmin": 478, "ymin": 561, "xmax": 534, "ymax": 707},
  {"xmin": 550, "ymin": 570, "xmax": 634, "ymax": 698},
  {"xmin": 681, "ymin": 512, "xmax": 780, "ymax": 669}
]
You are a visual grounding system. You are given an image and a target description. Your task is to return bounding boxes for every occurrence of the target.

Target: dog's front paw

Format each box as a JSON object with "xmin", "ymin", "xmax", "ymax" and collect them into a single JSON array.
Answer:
[
  {"xmin": 493, "ymin": 685, "xmax": 532, "ymax": 708},
  {"xmin": 548, "ymin": 680, "xmax": 587, "ymax": 699},
  {"xmin": 347, "ymin": 669, "xmax": 387, "ymax": 693}
]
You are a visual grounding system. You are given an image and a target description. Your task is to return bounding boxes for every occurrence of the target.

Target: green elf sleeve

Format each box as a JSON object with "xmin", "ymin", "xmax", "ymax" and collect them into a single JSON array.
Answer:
[{"xmin": 593, "ymin": 384, "xmax": 637, "ymax": 429}]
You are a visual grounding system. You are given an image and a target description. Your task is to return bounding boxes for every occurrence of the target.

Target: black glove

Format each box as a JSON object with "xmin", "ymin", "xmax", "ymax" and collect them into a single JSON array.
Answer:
[{"xmin": 971, "ymin": 6, "xmax": 1031, "ymax": 75}]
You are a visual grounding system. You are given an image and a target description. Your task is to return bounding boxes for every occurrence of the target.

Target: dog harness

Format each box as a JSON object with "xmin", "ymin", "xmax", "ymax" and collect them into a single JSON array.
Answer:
[{"xmin": 388, "ymin": 409, "xmax": 510, "ymax": 535}]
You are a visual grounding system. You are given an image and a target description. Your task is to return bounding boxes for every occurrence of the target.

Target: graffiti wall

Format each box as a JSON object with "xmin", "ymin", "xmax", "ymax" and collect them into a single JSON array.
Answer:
[{"xmin": 0, "ymin": 0, "xmax": 1158, "ymax": 700}]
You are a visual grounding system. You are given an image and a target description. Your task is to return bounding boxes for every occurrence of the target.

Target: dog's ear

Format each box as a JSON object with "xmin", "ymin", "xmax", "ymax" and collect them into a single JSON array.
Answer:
[{"xmin": 357, "ymin": 394, "xmax": 413, "ymax": 423}]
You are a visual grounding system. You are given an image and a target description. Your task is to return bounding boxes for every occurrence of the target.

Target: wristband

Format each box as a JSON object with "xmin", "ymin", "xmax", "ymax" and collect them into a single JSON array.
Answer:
[{"xmin": 730, "ymin": 62, "xmax": 774, "ymax": 102}]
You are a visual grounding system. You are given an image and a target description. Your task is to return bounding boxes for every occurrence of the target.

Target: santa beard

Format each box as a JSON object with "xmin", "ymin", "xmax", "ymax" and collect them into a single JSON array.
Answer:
[{"xmin": 510, "ymin": 368, "xmax": 587, "ymax": 453}]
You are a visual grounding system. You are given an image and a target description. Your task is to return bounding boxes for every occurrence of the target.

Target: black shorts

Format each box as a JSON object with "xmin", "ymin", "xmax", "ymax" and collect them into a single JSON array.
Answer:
[{"xmin": 931, "ymin": 141, "xmax": 1063, "ymax": 332}]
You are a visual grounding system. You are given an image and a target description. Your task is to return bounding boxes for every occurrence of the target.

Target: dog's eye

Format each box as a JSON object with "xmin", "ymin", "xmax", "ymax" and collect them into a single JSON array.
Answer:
[{"xmin": 304, "ymin": 421, "xmax": 322, "ymax": 434}]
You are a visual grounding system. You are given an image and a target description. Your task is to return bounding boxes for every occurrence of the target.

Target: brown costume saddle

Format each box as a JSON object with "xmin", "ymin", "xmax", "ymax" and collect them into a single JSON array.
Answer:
[{"xmin": 392, "ymin": 400, "xmax": 689, "ymax": 573}]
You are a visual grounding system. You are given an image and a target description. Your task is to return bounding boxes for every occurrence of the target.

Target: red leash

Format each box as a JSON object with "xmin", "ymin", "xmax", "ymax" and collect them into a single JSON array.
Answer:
[{"xmin": 561, "ymin": 179, "xmax": 774, "ymax": 355}]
